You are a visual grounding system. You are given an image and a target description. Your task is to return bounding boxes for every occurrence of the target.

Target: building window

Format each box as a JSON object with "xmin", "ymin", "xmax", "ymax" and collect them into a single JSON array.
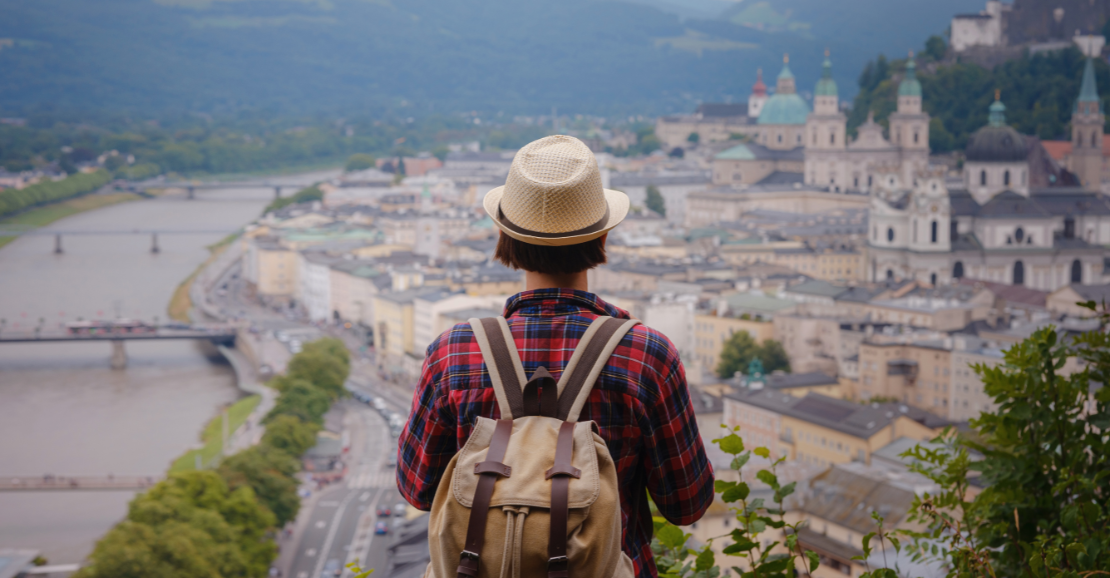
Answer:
[
  {"xmin": 914, "ymin": 132, "xmax": 919, "ymax": 144},
  {"xmin": 813, "ymin": 131, "xmax": 818, "ymax": 145},
  {"xmin": 873, "ymin": 226, "xmax": 878, "ymax": 240},
  {"xmin": 931, "ymin": 272, "xmax": 937, "ymax": 285},
  {"xmin": 830, "ymin": 132, "xmax": 836, "ymax": 145},
  {"xmin": 1093, "ymin": 131, "xmax": 1099, "ymax": 148},
  {"xmin": 931, "ymin": 220, "xmax": 938, "ymax": 243},
  {"xmin": 1014, "ymin": 227, "xmax": 1024, "ymax": 243},
  {"xmin": 778, "ymin": 134, "xmax": 783, "ymax": 144},
  {"xmin": 886, "ymin": 269, "xmax": 894, "ymax": 280},
  {"xmin": 887, "ymin": 227, "xmax": 895, "ymax": 242},
  {"xmin": 913, "ymin": 220, "xmax": 918, "ymax": 243},
  {"xmin": 1071, "ymin": 259, "xmax": 1083, "ymax": 284},
  {"xmin": 1013, "ymin": 260, "xmax": 1025, "ymax": 286},
  {"xmin": 980, "ymin": 170, "xmax": 987, "ymax": 186},
  {"xmin": 953, "ymin": 261, "xmax": 964, "ymax": 279},
  {"xmin": 867, "ymin": 175, "xmax": 873, "ymax": 187},
  {"xmin": 1004, "ymin": 170, "xmax": 1011, "ymax": 186}
]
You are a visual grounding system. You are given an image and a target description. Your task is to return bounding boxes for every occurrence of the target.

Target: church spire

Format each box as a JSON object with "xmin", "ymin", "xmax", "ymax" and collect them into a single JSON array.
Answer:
[
  {"xmin": 988, "ymin": 89, "xmax": 1007, "ymax": 127},
  {"xmin": 898, "ymin": 51, "xmax": 922, "ymax": 98},
  {"xmin": 776, "ymin": 53, "xmax": 796, "ymax": 95},
  {"xmin": 815, "ymin": 48, "xmax": 837, "ymax": 97},
  {"xmin": 1078, "ymin": 57, "xmax": 1099, "ymax": 104}
]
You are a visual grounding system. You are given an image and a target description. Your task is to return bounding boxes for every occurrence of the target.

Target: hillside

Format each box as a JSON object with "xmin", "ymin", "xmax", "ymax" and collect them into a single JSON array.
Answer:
[{"xmin": 0, "ymin": 0, "xmax": 981, "ymax": 116}]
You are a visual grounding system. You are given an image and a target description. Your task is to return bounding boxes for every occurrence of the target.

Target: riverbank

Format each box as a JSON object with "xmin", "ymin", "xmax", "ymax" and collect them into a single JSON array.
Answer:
[
  {"xmin": 168, "ymin": 394, "xmax": 262, "ymax": 473},
  {"xmin": 167, "ymin": 233, "xmax": 240, "ymax": 322},
  {"xmin": 0, "ymin": 192, "xmax": 141, "ymax": 249}
]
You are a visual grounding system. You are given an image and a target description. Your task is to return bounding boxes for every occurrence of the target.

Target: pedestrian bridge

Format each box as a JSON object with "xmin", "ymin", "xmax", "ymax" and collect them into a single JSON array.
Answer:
[{"xmin": 0, "ymin": 475, "xmax": 163, "ymax": 491}]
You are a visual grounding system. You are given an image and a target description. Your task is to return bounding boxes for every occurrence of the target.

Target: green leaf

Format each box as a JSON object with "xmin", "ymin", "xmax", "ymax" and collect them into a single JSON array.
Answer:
[
  {"xmin": 723, "ymin": 538, "xmax": 757, "ymax": 555},
  {"xmin": 722, "ymin": 482, "xmax": 750, "ymax": 503},
  {"xmin": 715, "ymin": 480, "xmax": 736, "ymax": 493},
  {"xmin": 756, "ymin": 470, "xmax": 778, "ymax": 489},
  {"xmin": 753, "ymin": 447, "xmax": 770, "ymax": 458},
  {"xmin": 860, "ymin": 532, "xmax": 875, "ymax": 558},
  {"xmin": 805, "ymin": 550, "xmax": 820, "ymax": 572},
  {"xmin": 656, "ymin": 523, "xmax": 688, "ymax": 551},
  {"xmin": 716, "ymin": 433, "xmax": 745, "ymax": 455},
  {"xmin": 695, "ymin": 547, "xmax": 715, "ymax": 571},
  {"xmin": 748, "ymin": 518, "xmax": 766, "ymax": 534},
  {"xmin": 730, "ymin": 453, "xmax": 751, "ymax": 471}
]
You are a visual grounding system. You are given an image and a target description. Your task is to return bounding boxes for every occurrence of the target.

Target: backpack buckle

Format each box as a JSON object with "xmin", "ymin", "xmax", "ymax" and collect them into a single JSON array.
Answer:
[
  {"xmin": 548, "ymin": 555, "xmax": 568, "ymax": 567},
  {"xmin": 461, "ymin": 550, "xmax": 480, "ymax": 560}
]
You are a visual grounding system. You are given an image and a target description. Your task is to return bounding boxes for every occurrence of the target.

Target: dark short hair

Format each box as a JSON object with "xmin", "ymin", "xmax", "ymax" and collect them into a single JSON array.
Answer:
[{"xmin": 494, "ymin": 233, "xmax": 607, "ymax": 275}]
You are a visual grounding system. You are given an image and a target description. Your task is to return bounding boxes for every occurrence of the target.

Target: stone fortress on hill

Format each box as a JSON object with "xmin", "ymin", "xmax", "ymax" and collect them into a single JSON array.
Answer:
[{"xmin": 662, "ymin": 40, "xmax": 1110, "ymax": 292}]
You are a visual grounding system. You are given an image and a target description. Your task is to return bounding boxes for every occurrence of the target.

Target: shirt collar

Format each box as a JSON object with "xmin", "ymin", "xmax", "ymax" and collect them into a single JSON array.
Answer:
[{"xmin": 503, "ymin": 288, "xmax": 630, "ymax": 319}]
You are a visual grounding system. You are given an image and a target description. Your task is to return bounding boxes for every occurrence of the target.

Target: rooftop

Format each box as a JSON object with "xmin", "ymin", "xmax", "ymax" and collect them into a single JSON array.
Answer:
[{"xmin": 725, "ymin": 390, "xmax": 951, "ymax": 439}]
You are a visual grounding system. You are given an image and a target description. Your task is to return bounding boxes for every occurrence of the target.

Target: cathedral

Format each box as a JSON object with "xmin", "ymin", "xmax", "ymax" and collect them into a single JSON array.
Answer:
[
  {"xmin": 867, "ymin": 58, "xmax": 1110, "ymax": 291},
  {"xmin": 801, "ymin": 52, "xmax": 930, "ymax": 191}
]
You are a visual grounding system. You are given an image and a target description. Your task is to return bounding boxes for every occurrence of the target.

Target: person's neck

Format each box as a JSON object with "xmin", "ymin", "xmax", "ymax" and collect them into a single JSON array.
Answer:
[{"xmin": 525, "ymin": 270, "xmax": 590, "ymax": 293}]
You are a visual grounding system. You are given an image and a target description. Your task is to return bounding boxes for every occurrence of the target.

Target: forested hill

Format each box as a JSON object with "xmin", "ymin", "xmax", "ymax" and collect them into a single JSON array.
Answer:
[
  {"xmin": 0, "ymin": 0, "xmax": 979, "ymax": 116},
  {"xmin": 849, "ymin": 47, "xmax": 1110, "ymax": 153}
]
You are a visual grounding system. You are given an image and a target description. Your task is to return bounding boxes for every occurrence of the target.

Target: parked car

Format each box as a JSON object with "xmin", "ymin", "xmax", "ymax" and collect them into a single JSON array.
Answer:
[
  {"xmin": 394, "ymin": 503, "xmax": 407, "ymax": 517},
  {"xmin": 374, "ymin": 521, "xmax": 389, "ymax": 535},
  {"xmin": 322, "ymin": 559, "xmax": 341, "ymax": 577},
  {"xmin": 376, "ymin": 506, "xmax": 391, "ymax": 517}
]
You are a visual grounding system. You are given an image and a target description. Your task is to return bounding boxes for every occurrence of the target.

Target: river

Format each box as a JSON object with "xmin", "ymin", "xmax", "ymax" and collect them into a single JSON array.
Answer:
[{"xmin": 0, "ymin": 173, "xmax": 334, "ymax": 564}]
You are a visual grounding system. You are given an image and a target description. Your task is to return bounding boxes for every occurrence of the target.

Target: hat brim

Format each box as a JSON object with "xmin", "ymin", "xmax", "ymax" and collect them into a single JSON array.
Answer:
[{"xmin": 483, "ymin": 186, "xmax": 630, "ymax": 247}]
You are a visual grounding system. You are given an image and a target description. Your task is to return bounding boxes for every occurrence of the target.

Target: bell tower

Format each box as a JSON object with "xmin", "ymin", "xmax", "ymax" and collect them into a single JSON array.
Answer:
[{"xmin": 1072, "ymin": 58, "xmax": 1104, "ymax": 191}]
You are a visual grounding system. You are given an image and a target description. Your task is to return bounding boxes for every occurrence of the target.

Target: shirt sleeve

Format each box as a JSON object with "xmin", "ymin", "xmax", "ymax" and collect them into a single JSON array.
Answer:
[
  {"xmin": 641, "ymin": 354, "xmax": 715, "ymax": 526},
  {"xmin": 396, "ymin": 337, "xmax": 457, "ymax": 510}
]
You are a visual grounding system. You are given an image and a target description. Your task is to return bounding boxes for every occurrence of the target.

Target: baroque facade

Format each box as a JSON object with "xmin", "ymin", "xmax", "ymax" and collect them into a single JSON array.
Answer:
[
  {"xmin": 803, "ymin": 53, "xmax": 930, "ymax": 192},
  {"xmin": 866, "ymin": 61, "xmax": 1110, "ymax": 290}
]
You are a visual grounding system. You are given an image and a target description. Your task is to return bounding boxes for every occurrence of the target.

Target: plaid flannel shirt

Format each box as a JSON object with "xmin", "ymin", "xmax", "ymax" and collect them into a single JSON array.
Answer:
[{"xmin": 397, "ymin": 288, "xmax": 714, "ymax": 578}]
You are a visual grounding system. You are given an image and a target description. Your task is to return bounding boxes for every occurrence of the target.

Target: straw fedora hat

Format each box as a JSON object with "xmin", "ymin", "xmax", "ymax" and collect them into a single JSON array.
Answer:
[{"xmin": 483, "ymin": 135, "xmax": 629, "ymax": 247}]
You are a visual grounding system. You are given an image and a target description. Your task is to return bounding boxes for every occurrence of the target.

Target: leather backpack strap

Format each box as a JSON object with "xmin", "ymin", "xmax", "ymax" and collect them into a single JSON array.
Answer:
[
  {"xmin": 469, "ymin": 317, "xmax": 528, "ymax": 420},
  {"xmin": 457, "ymin": 419, "xmax": 514, "ymax": 578},
  {"xmin": 545, "ymin": 421, "xmax": 581, "ymax": 578},
  {"xmin": 555, "ymin": 317, "xmax": 640, "ymax": 422}
]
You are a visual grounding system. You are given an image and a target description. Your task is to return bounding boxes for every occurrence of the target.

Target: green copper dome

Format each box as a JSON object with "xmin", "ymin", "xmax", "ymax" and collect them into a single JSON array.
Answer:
[
  {"xmin": 898, "ymin": 57, "xmax": 922, "ymax": 98},
  {"xmin": 778, "ymin": 62, "xmax": 794, "ymax": 80},
  {"xmin": 757, "ymin": 93, "xmax": 810, "ymax": 125},
  {"xmin": 815, "ymin": 55, "xmax": 837, "ymax": 97}
]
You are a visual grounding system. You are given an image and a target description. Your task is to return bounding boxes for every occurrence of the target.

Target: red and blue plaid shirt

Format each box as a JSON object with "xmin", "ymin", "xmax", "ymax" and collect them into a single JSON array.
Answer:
[{"xmin": 397, "ymin": 288, "xmax": 714, "ymax": 578}]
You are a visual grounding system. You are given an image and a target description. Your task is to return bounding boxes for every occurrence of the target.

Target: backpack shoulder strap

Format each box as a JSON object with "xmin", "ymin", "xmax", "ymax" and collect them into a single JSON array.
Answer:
[
  {"xmin": 469, "ymin": 317, "xmax": 528, "ymax": 420},
  {"xmin": 555, "ymin": 317, "xmax": 640, "ymax": 422}
]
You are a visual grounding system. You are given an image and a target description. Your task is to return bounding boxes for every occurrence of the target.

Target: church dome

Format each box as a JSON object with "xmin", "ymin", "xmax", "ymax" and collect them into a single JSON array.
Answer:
[
  {"xmin": 965, "ymin": 94, "xmax": 1027, "ymax": 162},
  {"xmin": 815, "ymin": 53, "xmax": 837, "ymax": 97},
  {"xmin": 757, "ymin": 93, "xmax": 810, "ymax": 125}
]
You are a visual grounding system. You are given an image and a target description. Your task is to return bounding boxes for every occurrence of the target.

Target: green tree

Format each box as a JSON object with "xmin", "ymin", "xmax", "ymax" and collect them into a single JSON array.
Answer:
[
  {"xmin": 78, "ymin": 471, "xmax": 276, "ymax": 578},
  {"xmin": 265, "ymin": 379, "xmax": 331, "ymax": 424},
  {"xmin": 645, "ymin": 184, "xmax": 666, "ymax": 217},
  {"xmin": 344, "ymin": 153, "xmax": 376, "ymax": 172},
  {"xmin": 924, "ymin": 35, "xmax": 947, "ymax": 61},
  {"xmin": 261, "ymin": 414, "xmax": 319, "ymax": 457},
  {"xmin": 431, "ymin": 146, "xmax": 450, "ymax": 162},
  {"xmin": 686, "ymin": 132, "xmax": 700, "ymax": 144},
  {"xmin": 716, "ymin": 331, "xmax": 759, "ymax": 378},
  {"xmin": 716, "ymin": 331, "xmax": 790, "ymax": 378},
  {"xmin": 286, "ymin": 351, "xmax": 348, "ymax": 400},
  {"xmin": 218, "ymin": 446, "xmax": 303, "ymax": 526},
  {"xmin": 302, "ymin": 337, "xmax": 351, "ymax": 373},
  {"xmin": 757, "ymin": 340, "xmax": 791, "ymax": 374},
  {"xmin": 929, "ymin": 117, "xmax": 955, "ymax": 153}
]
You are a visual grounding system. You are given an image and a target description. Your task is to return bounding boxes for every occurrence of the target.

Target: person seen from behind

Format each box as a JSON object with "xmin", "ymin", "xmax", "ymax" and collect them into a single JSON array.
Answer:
[{"xmin": 397, "ymin": 135, "xmax": 714, "ymax": 578}]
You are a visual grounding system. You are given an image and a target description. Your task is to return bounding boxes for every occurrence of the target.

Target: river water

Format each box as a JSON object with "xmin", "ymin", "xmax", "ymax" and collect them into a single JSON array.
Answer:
[{"xmin": 0, "ymin": 175, "xmax": 330, "ymax": 563}]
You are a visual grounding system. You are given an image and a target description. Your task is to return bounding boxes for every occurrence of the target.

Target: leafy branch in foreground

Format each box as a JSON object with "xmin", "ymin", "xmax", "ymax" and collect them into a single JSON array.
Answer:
[
  {"xmin": 651, "ymin": 426, "xmax": 818, "ymax": 578},
  {"xmin": 345, "ymin": 560, "xmax": 373, "ymax": 577}
]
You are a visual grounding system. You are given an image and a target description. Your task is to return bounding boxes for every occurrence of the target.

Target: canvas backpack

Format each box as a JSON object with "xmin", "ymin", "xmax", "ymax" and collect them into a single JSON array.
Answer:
[{"xmin": 424, "ymin": 315, "xmax": 640, "ymax": 578}]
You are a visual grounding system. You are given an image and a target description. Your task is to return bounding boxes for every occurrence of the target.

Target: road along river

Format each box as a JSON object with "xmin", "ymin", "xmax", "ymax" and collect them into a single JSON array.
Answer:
[{"xmin": 0, "ymin": 173, "xmax": 332, "ymax": 564}]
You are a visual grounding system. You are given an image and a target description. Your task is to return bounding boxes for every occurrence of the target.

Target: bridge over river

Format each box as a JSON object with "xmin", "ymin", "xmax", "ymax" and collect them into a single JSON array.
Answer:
[
  {"xmin": 0, "ymin": 325, "xmax": 238, "ymax": 368},
  {"xmin": 0, "ymin": 475, "xmax": 163, "ymax": 492}
]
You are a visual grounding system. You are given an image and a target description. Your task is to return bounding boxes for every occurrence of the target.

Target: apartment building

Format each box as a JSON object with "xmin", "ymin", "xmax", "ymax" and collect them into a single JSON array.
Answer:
[
  {"xmin": 950, "ymin": 338, "xmax": 1004, "ymax": 421},
  {"xmin": 723, "ymin": 390, "xmax": 949, "ymax": 466},
  {"xmin": 858, "ymin": 341, "xmax": 954, "ymax": 413}
]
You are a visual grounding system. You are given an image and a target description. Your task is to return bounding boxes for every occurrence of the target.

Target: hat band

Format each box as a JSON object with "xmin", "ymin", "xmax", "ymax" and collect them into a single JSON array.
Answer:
[{"xmin": 498, "ymin": 202, "xmax": 610, "ymax": 239}]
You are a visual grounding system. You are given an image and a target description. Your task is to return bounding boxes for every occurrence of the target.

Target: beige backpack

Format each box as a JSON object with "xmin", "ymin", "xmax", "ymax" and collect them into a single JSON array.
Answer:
[{"xmin": 424, "ymin": 316, "xmax": 639, "ymax": 578}]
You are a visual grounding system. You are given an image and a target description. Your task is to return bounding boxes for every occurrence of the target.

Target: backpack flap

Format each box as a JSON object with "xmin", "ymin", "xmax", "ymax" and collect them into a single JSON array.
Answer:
[{"xmin": 452, "ymin": 416, "xmax": 601, "ymax": 510}]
